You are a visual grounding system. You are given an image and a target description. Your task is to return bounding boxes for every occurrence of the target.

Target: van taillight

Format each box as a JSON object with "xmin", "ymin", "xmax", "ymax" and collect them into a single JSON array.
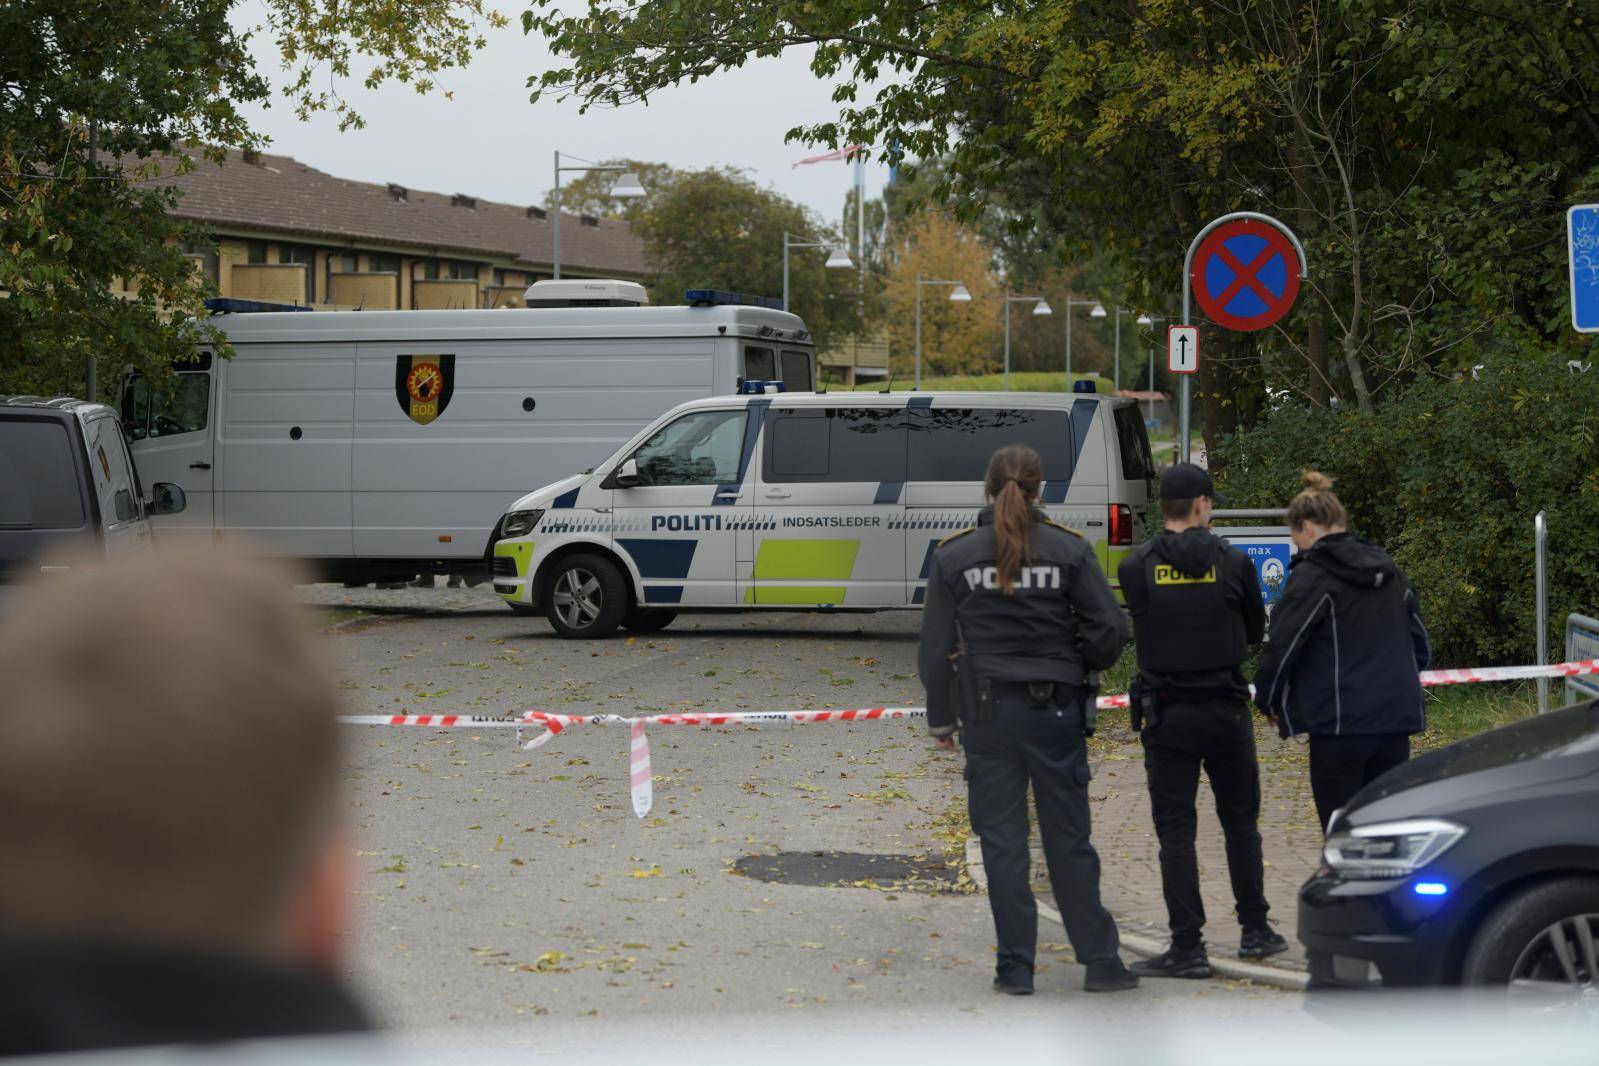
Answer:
[{"xmin": 1108, "ymin": 504, "xmax": 1133, "ymax": 546}]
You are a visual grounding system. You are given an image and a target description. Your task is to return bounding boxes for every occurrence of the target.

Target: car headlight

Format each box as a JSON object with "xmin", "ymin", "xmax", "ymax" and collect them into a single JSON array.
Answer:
[
  {"xmin": 1323, "ymin": 818, "xmax": 1466, "ymax": 880},
  {"xmin": 499, "ymin": 509, "xmax": 544, "ymax": 538}
]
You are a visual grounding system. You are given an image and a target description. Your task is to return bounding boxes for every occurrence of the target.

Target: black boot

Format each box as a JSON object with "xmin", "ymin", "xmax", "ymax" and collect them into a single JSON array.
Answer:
[
  {"xmin": 992, "ymin": 975, "xmax": 1034, "ymax": 996},
  {"xmin": 1239, "ymin": 925, "xmax": 1289, "ymax": 960},
  {"xmin": 1129, "ymin": 944, "xmax": 1213, "ymax": 979},
  {"xmin": 1083, "ymin": 962, "xmax": 1140, "ymax": 993}
]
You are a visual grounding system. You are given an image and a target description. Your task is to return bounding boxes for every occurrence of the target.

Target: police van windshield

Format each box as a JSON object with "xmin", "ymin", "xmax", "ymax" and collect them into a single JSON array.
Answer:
[
  {"xmin": 120, "ymin": 354, "xmax": 212, "ymax": 441},
  {"xmin": 0, "ymin": 419, "xmax": 87, "ymax": 530}
]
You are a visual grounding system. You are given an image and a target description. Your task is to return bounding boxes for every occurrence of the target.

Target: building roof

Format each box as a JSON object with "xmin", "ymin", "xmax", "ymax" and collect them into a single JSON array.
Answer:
[{"xmin": 147, "ymin": 148, "xmax": 646, "ymax": 277}]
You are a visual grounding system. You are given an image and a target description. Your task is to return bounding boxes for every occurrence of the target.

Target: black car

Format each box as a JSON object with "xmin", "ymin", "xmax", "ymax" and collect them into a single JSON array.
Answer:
[{"xmin": 1300, "ymin": 700, "xmax": 1599, "ymax": 1002}]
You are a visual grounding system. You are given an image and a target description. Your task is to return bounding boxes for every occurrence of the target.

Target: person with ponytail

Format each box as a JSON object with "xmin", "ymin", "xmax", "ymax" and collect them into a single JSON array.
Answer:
[
  {"xmin": 1254, "ymin": 471, "xmax": 1431, "ymax": 834},
  {"xmin": 918, "ymin": 444, "xmax": 1138, "ymax": 997}
]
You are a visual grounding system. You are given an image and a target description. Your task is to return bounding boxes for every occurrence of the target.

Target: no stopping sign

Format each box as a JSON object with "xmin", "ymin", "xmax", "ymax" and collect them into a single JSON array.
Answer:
[{"xmin": 1191, "ymin": 217, "xmax": 1302, "ymax": 331}]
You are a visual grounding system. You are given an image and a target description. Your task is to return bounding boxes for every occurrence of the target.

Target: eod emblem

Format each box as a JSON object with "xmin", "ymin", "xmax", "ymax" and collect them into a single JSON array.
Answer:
[{"xmin": 395, "ymin": 354, "xmax": 455, "ymax": 425}]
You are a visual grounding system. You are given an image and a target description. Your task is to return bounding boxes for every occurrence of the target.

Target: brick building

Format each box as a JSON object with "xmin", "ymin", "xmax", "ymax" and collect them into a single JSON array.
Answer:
[{"xmin": 143, "ymin": 149, "xmax": 646, "ymax": 310}]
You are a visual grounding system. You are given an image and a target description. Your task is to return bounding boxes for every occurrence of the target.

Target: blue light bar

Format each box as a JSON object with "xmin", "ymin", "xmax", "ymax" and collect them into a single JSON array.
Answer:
[
  {"xmin": 204, "ymin": 297, "xmax": 313, "ymax": 314},
  {"xmin": 739, "ymin": 380, "xmax": 786, "ymax": 395},
  {"xmin": 1073, "ymin": 379, "xmax": 1101, "ymax": 394},
  {"xmin": 1414, "ymin": 881, "xmax": 1448, "ymax": 896},
  {"xmin": 684, "ymin": 289, "xmax": 785, "ymax": 311}
]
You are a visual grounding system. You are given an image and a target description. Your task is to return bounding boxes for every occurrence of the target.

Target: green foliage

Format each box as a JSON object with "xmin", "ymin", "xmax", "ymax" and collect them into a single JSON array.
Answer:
[
  {"xmin": 627, "ymin": 167, "xmax": 863, "ymax": 350},
  {"xmin": 1214, "ymin": 345, "xmax": 1599, "ymax": 667}
]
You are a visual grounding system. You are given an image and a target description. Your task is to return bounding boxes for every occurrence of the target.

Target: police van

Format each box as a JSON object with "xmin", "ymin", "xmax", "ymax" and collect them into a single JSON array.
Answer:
[
  {"xmin": 121, "ymin": 283, "xmax": 813, "ymax": 584},
  {"xmin": 490, "ymin": 384, "xmax": 1157, "ymax": 637}
]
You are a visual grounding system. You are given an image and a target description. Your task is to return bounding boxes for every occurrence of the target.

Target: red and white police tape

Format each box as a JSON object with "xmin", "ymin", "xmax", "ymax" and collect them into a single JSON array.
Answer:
[{"xmin": 337, "ymin": 658, "xmax": 1599, "ymax": 817}]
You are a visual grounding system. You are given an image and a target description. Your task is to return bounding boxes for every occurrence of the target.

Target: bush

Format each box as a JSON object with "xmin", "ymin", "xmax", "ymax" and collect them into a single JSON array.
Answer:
[{"xmin": 1213, "ymin": 344, "xmax": 1599, "ymax": 667}]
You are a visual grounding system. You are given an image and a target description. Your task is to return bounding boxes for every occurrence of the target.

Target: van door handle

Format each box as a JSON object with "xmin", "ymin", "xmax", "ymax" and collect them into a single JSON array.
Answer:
[
  {"xmin": 715, "ymin": 490, "xmax": 743, "ymax": 500},
  {"xmin": 765, "ymin": 488, "xmax": 791, "ymax": 499},
  {"xmin": 189, "ymin": 461, "xmax": 211, "ymax": 470}
]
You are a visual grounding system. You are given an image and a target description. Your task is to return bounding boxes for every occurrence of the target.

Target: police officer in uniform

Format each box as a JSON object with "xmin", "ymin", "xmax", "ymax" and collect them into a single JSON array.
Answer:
[
  {"xmin": 919, "ymin": 444, "xmax": 1138, "ymax": 996},
  {"xmin": 1117, "ymin": 462, "xmax": 1287, "ymax": 978}
]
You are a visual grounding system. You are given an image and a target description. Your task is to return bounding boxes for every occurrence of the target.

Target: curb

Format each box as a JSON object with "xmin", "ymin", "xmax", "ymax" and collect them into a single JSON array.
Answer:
[{"xmin": 963, "ymin": 836, "xmax": 1309, "ymax": 992}]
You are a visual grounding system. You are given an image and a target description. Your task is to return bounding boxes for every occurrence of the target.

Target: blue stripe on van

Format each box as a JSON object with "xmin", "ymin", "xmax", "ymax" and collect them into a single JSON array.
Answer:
[
  {"xmin": 874, "ymin": 481, "xmax": 904, "ymax": 504},
  {"xmin": 616, "ymin": 538, "xmax": 697, "ymax": 579},
  {"xmin": 552, "ymin": 488, "xmax": 579, "ymax": 509},
  {"xmin": 644, "ymin": 585, "xmax": 684, "ymax": 604},
  {"xmin": 918, "ymin": 539, "xmax": 940, "ymax": 579},
  {"xmin": 714, "ymin": 398, "xmax": 771, "ymax": 504},
  {"xmin": 906, "ymin": 395, "xmax": 934, "ymax": 409},
  {"xmin": 1040, "ymin": 399, "xmax": 1100, "ymax": 504},
  {"xmin": 912, "ymin": 585, "xmax": 926, "ymax": 605}
]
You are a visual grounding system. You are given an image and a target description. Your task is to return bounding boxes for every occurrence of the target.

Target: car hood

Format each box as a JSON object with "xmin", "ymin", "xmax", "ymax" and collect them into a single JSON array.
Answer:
[
  {"xmin": 504, "ymin": 473, "xmax": 588, "ymax": 515},
  {"xmin": 1344, "ymin": 701, "xmax": 1599, "ymax": 826}
]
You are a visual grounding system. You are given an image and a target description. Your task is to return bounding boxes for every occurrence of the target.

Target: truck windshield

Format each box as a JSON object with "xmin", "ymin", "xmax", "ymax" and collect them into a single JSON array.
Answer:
[{"xmin": 0, "ymin": 419, "xmax": 87, "ymax": 529}]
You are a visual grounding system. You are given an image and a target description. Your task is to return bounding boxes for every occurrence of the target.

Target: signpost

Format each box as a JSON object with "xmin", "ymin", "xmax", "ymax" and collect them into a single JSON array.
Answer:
[
  {"xmin": 1168, "ymin": 325, "xmax": 1198, "ymax": 374},
  {"xmin": 1568, "ymin": 204, "xmax": 1599, "ymax": 333},
  {"xmin": 1181, "ymin": 213, "xmax": 1308, "ymax": 463}
]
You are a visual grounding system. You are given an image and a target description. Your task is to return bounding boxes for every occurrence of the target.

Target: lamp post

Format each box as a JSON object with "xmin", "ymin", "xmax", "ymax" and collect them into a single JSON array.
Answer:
[
  {"xmin": 782, "ymin": 232, "xmax": 854, "ymax": 311},
  {"xmin": 914, "ymin": 274, "xmax": 972, "ymax": 390},
  {"xmin": 1063, "ymin": 297, "xmax": 1107, "ymax": 387},
  {"xmin": 1136, "ymin": 313, "xmax": 1160, "ymax": 424},
  {"xmin": 1002, "ymin": 290, "xmax": 1052, "ymax": 389},
  {"xmin": 551, "ymin": 151, "xmax": 646, "ymax": 280}
]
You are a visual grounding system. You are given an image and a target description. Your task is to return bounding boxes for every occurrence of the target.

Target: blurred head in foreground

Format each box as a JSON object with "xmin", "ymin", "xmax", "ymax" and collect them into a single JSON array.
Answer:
[{"xmin": 0, "ymin": 553, "xmax": 367, "ymax": 1051}]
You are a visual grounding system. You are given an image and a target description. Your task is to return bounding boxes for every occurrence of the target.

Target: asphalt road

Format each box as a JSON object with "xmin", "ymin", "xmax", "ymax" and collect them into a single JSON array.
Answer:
[{"xmin": 311, "ymin": 585, "xmax": 1285, "ymax": 1033}]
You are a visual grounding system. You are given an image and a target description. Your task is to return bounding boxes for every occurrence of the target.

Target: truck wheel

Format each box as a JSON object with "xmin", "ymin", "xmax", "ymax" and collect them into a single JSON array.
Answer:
[
  {"xmin": 623, "ymin": 608, "xmax": 677, "ymax": 633},
  {"xmin": 1461, "ymin": 878, "xmax": 1599, "ymax": 995},
  {"xmin": 544, "ymin": 554, "xmax": 627, "ymax": 639}
]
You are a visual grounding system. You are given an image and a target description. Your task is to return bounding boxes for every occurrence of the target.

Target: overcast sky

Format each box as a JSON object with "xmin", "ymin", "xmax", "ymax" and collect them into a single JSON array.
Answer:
[{"xmin": 230, "ymin": 3, "xmax": 893, "ymax": 236}]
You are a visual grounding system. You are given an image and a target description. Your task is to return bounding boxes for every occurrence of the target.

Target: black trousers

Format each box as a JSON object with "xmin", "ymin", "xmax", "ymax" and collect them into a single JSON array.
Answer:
[
  {"xmin": 963, "ymin": 695, "xmax": 1121, "ymax": 981},
  {"xmin": 1141, "ymin": 699, "xmax": 1269, "ymax": 951},
  {"xmin": 1308, "ymin": 733, "xmax": 1411, "ymax": 832}
]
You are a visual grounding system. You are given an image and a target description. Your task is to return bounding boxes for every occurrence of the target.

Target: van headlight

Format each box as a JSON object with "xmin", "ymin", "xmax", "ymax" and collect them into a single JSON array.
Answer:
[
  {"xmin": 1323, "ymin": 818, "xmax": 1466, "ymax": 880},
  {"xmin": 499, "ymin": 509, "xmax": 544, "ymax": 538}
]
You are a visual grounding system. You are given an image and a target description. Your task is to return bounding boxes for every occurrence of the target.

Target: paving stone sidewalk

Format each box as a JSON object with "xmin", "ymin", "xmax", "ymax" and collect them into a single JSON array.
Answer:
[{"xmin": 1037, "ymin": 719, "xmax": 1325, "ymax": 969}]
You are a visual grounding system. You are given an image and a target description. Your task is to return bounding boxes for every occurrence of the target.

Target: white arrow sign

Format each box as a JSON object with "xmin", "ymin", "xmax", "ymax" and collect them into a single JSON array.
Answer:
[{"xmin": 1168, "ymin": 325, "xmax": 1199, "ymax": 374}]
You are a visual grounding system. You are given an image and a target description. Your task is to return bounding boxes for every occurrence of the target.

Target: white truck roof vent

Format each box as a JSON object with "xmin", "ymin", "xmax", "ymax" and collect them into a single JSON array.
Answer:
[{"xmin": 522, "ymin": 279, "xmax": 649, "ymax": 308}]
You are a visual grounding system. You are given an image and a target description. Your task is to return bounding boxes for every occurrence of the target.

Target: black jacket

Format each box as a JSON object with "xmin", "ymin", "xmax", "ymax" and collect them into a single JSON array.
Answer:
[
  {"xmin": 1118, "ymin": 526, "xmax": 1266, "ymax": 702},
  {"xmin": 0, "ymin": 939, "xmax": 372, "ymax": 1056},
  {"xmin": 1253, "ymin": 532, "xmax": 1431, "ymax": 737},
  {"xmin": 918, "ymin": 506, "xmax": 1126, "ymax": 736}
]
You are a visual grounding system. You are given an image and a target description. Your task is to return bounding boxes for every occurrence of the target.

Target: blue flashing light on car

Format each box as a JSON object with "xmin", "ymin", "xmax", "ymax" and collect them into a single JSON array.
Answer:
[{"xmin": 1413, "ymin": 881, "xmax": 1449, "ymax": 897}]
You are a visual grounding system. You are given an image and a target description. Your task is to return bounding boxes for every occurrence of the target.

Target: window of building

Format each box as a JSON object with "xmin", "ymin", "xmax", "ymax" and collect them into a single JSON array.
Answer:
[
  {"xmin": 180, "ymin": 240, "xmax": 219, "ymax": 284},
  {"xmin": 763, "ymin": 407, "xmax": 908, "ymax": 484},
  {"xmin": 245, "ymin": 240, "xmax": 267, "ymax": 264},
  {"xmin": 907, "ymin": 408, "xmax": 1075, "ymax": 483},
  {"xmin": 369, "ymin": 253, "xmax": 400, "ymax": 274},
  {"xmin": 629, "ymin": 410, "xmax": 748, "ymax": 487},
  {"xmin": 332, "ymin": 252, "xmax": 357, "ymax": 273},
  {"xmin": 279, "ymin": 243, "xmax": 317, "ymax": 303},
  {"xmin": 447, "ymin": 260, "xmax": 479, "ymax": 281}
]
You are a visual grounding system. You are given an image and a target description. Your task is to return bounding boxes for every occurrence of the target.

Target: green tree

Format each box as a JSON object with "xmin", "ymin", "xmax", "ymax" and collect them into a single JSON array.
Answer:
[
  {"xmin": 627, "ymin": 167, "xmax": 862, "ymax": 349},
  {"xmin": 1, "ymin": 0, "xmax": 501, "ymax": 401}
]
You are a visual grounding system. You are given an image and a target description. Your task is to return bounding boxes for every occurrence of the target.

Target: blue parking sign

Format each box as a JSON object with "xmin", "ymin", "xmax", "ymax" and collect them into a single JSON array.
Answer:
[
  {"xmin": 1568, "ymin": 204, "xmax": 1599, "ymax": 333},
  {"xmin": 1226, "ymin": 537, "xmax": 1295, "ymax": 608}
]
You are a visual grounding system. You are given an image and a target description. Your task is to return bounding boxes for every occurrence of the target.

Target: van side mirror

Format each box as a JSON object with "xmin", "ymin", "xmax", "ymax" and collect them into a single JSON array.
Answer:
[
  {"xmin": 612, "ymin": 458, "xmax": 642, "ymax": 489},
  {"xmin": 148, "ymin": 482, "xmax": 187, "ymax": 516}
]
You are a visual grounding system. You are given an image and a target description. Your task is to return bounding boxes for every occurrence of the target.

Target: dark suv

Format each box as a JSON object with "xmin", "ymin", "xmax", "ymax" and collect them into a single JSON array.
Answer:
[
  {"xmin": 1300, "ymin": 700, "xmax": 1599, "ymax": 1004},
  {"xmin": 1, "ymin": 397, "xmax": 185, "ymax": 586}
]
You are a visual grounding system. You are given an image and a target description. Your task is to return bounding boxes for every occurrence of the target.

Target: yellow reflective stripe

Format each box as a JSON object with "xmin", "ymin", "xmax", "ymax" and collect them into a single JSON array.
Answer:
[
  {"xmin": 744, "ymin": 586, "xmax": 847, "ymax": 605},
  {"xmin": 1093, "ymin": 540, "xmax": 1135, "ymax": 605},
  {"xmin": 752, "ymin": 539, "xmax": 859, "ymax": 580},
  {"xmin": 493, "ymin": 540, "xmax": 535, "ymax": 578}
]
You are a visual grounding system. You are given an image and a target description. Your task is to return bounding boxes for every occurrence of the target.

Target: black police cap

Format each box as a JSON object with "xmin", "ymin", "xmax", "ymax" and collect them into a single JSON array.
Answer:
[{"xmin": 1159, "ymin": 462, "xmax": 1229, "ymax": 504}]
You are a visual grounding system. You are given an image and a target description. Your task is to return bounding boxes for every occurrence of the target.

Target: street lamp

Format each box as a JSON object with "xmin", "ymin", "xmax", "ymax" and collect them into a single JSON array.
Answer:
[
  {"xmin": 1063, "ymin": 297, "xmax": 1107, "ymax": 387},
  {"xmin": 1002, "ymin": 290, "xmax": 1052, "ymax": 389},
  {"xmin": 1137, "ymin": 313, "xmax": 1163, "ymax": 425},
  {"xmin": 782, "ymin": 232, "xmax": 854, "ymax": 311},
  {"xmin": 551, "ymin": 151, "xmax": 646, "ymax": 280},
  {"xmin": 914, "ymin": 274, "xmax": 972, "ymax": 390}
]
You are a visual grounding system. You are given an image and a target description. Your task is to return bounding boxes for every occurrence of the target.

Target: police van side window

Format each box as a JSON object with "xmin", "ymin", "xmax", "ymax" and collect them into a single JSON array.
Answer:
[
  {"xmin": 121, "ymin": 356, "xmax": 211, "ymax": 441},
  {"xmin": 743, "ymin": 346, "xmax": 776, "ymax": 383},
  {"xmin": 1112, "ymin": 404, "xmax": 1155, "ymax": 481},
  {"xmin": 907, "ymin": 408, "xmax": 1073, "ymax": 482},
  {"xmin": 763, "ymin": 407, "xmax": 908, "ymax": 483},
  {"xmin": 630, "ymin": 409, "xmax": 748, "ymax": 487}
]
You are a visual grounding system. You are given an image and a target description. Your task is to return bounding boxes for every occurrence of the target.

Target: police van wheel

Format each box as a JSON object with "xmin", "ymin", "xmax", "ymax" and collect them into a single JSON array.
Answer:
[
  {"xmin": 545, "ymin": 554, "xmax": 627, "ymax": 639},
  {"xmin": 622, "ymin": 608, "xmax": 677, "ymax": 633}
]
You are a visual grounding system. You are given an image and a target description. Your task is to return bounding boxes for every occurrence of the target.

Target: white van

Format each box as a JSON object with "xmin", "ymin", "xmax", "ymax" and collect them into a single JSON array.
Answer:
[
  {"xmin": 490, "ymin": 384, "xmax": 1157, "ymax": 637},
  {"xmin": 122, "ymin": 283, "xmax": 814, "ymax": 583}
]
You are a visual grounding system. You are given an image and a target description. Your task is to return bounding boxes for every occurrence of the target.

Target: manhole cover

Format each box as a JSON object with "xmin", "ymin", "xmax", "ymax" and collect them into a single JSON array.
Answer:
[{"xmin": 734, "ymin": 851, "xmax": 958, "ymax": 891}]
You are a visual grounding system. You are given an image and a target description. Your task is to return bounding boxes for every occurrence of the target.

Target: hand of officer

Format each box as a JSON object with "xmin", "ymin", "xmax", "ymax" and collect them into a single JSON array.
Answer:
[{"xmin": 933, "ymin": 734, "xmax": 959, "ymax": 752}]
